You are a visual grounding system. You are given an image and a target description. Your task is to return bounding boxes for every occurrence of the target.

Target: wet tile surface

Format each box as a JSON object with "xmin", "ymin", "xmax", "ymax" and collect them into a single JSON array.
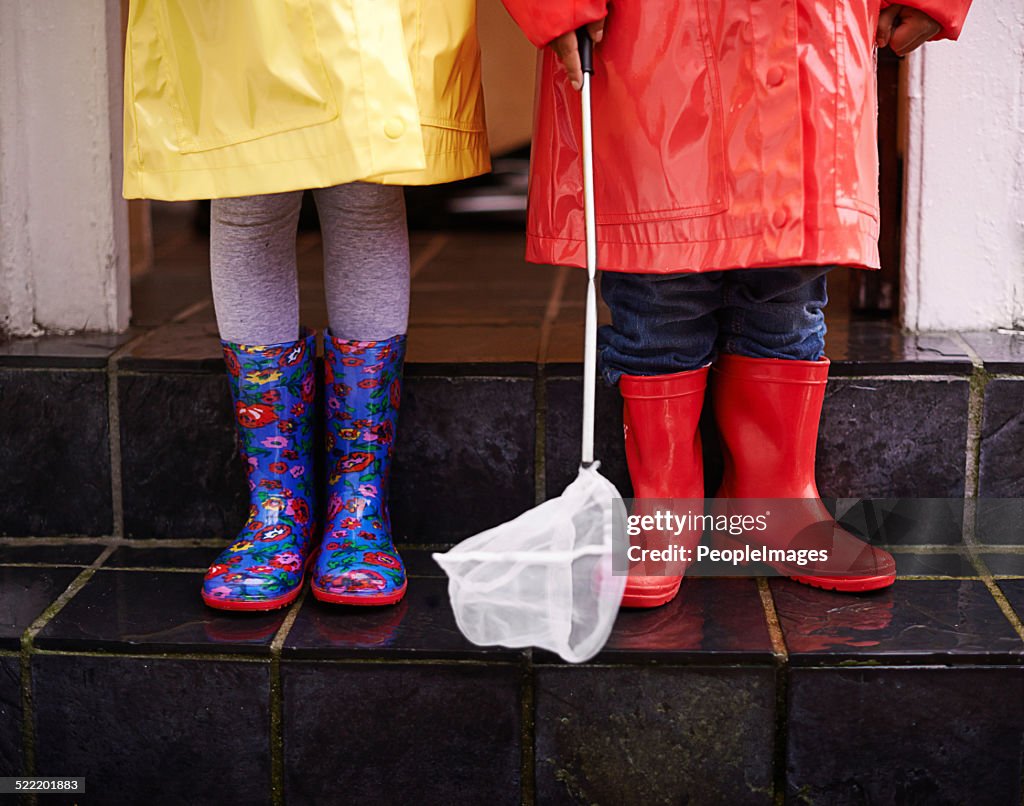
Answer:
[
  {"xmin": 975, "ymin": 499, "xmax": 1024, "ymax": 546},
  {"xmin": 401, "ymin": 548, "xmax": 447, "ymax": 577},
  {"xmin": 35, "ymin": 570, "xmax": 287, "ymax": 654},
  {"xmin": 0, "ymin": 369, "xmax": 112, "ymax": 536},
  {"xmin": 283, "ymin": 662, "xmax": 520, "ymax": 805},
  {"xmin": 0, "ymin": 566, "xmax": 80, "ymax": 649},
  {"xmin": 817, "ymin": 378, "xmax": 970, "ymax": 499},
  {"xmin": 770, "ymin": 578, "xmax": 1024, "ymax": 664},
  {"xmin": 985, "ymin": 553, "xmax": 1024, "ymax": 577},
  {"xmin": 998, "ymin": 580, "xmax": 1024, "ymax": 621},
  {"xmin": 0, "ymin": 656, "xmax": 21, "ymax": 776},
  {"xmin": 283, "ymin": 575, "xmax": 520, "ymax": 659},
  {"xmin": 0, "ymin": 331, "xmax": 138, "ymax": 369},
  {"xmin": 963, "ymin": 330, "xmax": 1024, "ymax": 373},
  {"xmin": 392, "ymin": 376, "xmax": 535, "ymax": 544},
  {"xmin": 117, "ymin": 320, "xmax": 224, "ymax": 372},
  {"xmin": 535, "ymin": 578, "xmax": 773, "ymax": 664},
  {"xmin": 825, "ymin": 321, "xmax": 973, "ymax": 375},
  {"xmin": 535, "ymin": 666, "xmax": 775, "ymax": 805},
  {"xmin": 405, "ymin": 324, "xmax": 540, "ymax": 371},
  {"xmin": 978, "ymin": 379, "xmax": 1024, "ymax": 497},
  {"xmin": 891, "ymin": 550, "xmax": 977, "ymax": 577},
  {"xmin": 119, "ymin": 372, "xmax": 248, "ymax": 539},
  {"xmin": 0, "ymin": 543, "xmax": 105, "ymax": 566},
  {"xmin": 787, "ymin": 667, "xmax": 1024, "ymax": 805},
  {"xmin": 33, "ymin": 654, "xmax": 271, "ymax": 805},
  {"xmin": 103, "ymin": 545, "xmax": 218, "ymax": 569}
]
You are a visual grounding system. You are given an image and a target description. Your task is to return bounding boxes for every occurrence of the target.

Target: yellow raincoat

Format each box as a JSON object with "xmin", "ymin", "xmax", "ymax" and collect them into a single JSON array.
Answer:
[{"xmin": 123, "ymin": 0, "xmax": 490, "ymax": 200}]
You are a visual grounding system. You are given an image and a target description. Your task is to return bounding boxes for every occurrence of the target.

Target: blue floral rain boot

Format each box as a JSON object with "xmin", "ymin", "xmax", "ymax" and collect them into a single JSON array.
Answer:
[
  {"xmin": 202, "ymin": 331, "xmax": 318, "ymax": 610},
  {"xmin": 312, "ymin": 332, "xmax": 407, "ymax": 605}
]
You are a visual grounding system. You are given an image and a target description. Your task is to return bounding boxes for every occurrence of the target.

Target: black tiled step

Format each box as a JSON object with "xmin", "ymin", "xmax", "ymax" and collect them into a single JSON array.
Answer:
[
  {"xmin": 0, "ymin": 656, "xmax": 21, "ymax": 777},
  {"xmin": 282, "ymin": 662, "xmax": 521, "ymax": 805},
  {"xmin": 890, "ymin": 550, "xmax": 978, "ymax": 577},
  {"xmin": 534, "ymin": 666, "xmax": 776, "ymax": 805},
  {"xmin": 0, "ymin": 368, "xmax": 112, "ymax": 536},
  {"xmin": 35, "ymin": 570, "xmax": 287, "ymax": 654},
  {"xmin": 103, "ymin": 545, "xmax": 218, "ymax": 569},
  {"xmin": 978, "ymin": 378, "xmax": 1024, "ymax": 497},
  {"xmin": 390, "ymin": 375, "xmax": 536, "ymax": 544},
  {"xmin": 0, "ymin": 566, "xmax": 81, "ymax": 649},
  {"xmin": 963, "ymin": 330, "xmax": 1024, "ymax": 373},
  {"xmin": 0, "ymin": 331, "xmax": 136, "ymax": 369},
  {"xmin": 770, "ymin": 578, "xmax": 1024, "ymax": 665},
  {"xmin": 536, "ymin": 578, "xmax": 774, "ymax": 665},
  {"xmin": 0, "ymin": 543, "xmax": 105, "ymax": 566},
  {"xmin": 786, "ymin": 667, "xmax": 1024, "ymax": 805},
  {"xmin": 33, "ymin": 654, "xmax": 272, "ymax": 805},
  {"xmin": 825, "ymin": 321, "xmax": 973, "ymax": 375},
  {"xmin": 283, "ymin": 576, "xmax": 522, "ymax": 660},
  {"xmin": 119, "ymin": 372, "xmax": 248, "ymax": 539},
  {"xmin": 997, "ymin": 579, "xmax": 1024, "ymax": 618}
]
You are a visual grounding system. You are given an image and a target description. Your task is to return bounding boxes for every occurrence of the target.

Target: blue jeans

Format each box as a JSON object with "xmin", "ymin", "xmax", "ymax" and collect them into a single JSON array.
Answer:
[{"xmin": 599, "ymin": 266, "xmax": 830, "ymax": 384}]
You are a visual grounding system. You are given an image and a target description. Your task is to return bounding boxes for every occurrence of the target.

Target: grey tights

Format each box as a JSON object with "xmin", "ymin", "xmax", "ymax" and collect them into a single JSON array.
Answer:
[{"xmin": 210, "ymin": 182, "xmax": 410, "ymax": 345}]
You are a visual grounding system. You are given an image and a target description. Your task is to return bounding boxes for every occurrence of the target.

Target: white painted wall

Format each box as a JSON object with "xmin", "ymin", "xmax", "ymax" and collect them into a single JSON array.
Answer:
[
  {"xmin": 902, "ymin": 2, "xmax": 1024, "ymax": 331},
  {"xmin": 0, "ymin": 0, "xmax": 129, "ymax": 336}
]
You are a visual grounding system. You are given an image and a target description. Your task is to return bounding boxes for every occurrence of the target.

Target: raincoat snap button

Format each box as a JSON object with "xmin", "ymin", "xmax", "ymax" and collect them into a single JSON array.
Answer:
[
  {"xmin": 384, "ymin": 118, "xmax": 406, "ymax": 139},
  {"xmin": 772, "ymin": 207, "xmax": 789, "ymax": 228},
  {"xmin": 766, "ymin": 66, "xmax": 786, "ymax": 87}
]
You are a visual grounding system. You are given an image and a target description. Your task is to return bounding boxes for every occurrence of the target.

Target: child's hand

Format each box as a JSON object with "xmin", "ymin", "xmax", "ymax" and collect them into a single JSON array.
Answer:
[
  {"xmin": 876, "ymin": 5, "xmax": 942, "ymax": 55},
  {"xmin": 550, "ymin": 18, "xmax": 606, "ymax": 91}
]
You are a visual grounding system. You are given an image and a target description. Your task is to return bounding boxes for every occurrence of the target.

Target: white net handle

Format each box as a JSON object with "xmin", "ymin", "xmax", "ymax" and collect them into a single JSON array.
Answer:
[{"xmin": 580, "ymin": 56, "xmax": 598, "ymax": 467}]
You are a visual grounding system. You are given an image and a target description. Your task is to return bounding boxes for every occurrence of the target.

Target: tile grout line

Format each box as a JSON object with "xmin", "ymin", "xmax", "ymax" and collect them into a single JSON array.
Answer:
[
  {"xmin": 105, "ymin": 328, "xmax": 161, "ymax": 541},
  {"xmin": 520, "ymin": 649, "xmax": 535, "ymax": 806},
  {"xmin": 268, "ymin": 587, "xmax": 309, "ymax": 806},
  {"xmin": 757, "ymin": 578, "xmax": 789, "ymax": 806},
  {"xmin": 19, "ymin": 545, "xmax": 117, "ymax": 784},
  {"xmin": 947, "ymin": 336, "xmax": 1024, "ymax": 639}
]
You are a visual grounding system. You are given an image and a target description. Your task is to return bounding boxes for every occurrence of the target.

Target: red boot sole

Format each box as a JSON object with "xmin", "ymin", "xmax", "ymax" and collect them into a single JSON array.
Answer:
[
  {"xmin": 790, "ymin": 572, "xmax": 896, "ymax": 592},
  {"xmin": 620, "ymin": 577, "xmax": 683, "ymax": 609},
  {"xmin": 311, "ymin": 580, "xmax": 408, "ymax": 606}
]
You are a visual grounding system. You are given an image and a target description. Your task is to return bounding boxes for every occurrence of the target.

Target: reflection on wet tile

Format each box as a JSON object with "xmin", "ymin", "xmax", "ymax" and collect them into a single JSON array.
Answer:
[
  {"xmin": 535, "ymin": 666, "xmax": 775, "ymax": 805},
  {"xmin": 963, "ymin": 330, "xmax": 1024, "ymax": 373},
  {"xmin": 0, "ymin": 566, "xmax": 81, "ymax": 649},
  {"xmin": 0, "ymin": 657, "xmax": 20, "ymax": 776},
  {"xmin": 104, "ymin": 546, "xmax": 218, "ymax": 569},
  {"xmin": 34, "ymin": 654, "xmax": 271, "ymax": 804},
  {"xmin": 534, "ymin": 578, "xmax": 772, "ymax": 664},
  {"xmin": 771, "ymin": 578, "xmax": 1023, "ymax": 664},
  {"xmin": 0, "ymin": 543, "xmax": 105, "ymax": 566},
  {"xmin": 117, "ymin": 321, "xmax": 224, "ymax": 372},
  {"xmin": 825, "ymin": 320, "xmax": 972, "ymax": 375},
  {"xmin": 283, "ymin": 576, "xmax": 520, "ymax": 659},
  {"xmin": 283, "ymin": 662, "xmax": 521, "ymax": 805},
  {"xmin": 35, "ymin": 570, "xmax": 286, "ymax": 654},
  {"xmin": 891, "ymin": 551, "xmax": 977, "ymax": 577},
  {"xmin": 787, "ymin": 667, "xmax": 1024, "ymax": 804},
  {"xmin": 0, "ymin": 331, "xmax": 138, "ymax": 369}
]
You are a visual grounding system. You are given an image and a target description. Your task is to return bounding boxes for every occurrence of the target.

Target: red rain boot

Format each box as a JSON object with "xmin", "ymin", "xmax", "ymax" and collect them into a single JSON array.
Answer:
[
  {"xmin": 710, "ymin": 354, "xmax": 895, "ymax": 591},
  {"xmin": 619, "ymin": 366, "xmax": 709, "ymax": 608}
]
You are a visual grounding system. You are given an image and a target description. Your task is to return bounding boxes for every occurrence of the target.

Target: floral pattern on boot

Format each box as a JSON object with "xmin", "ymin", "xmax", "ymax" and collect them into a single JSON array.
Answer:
[
  {"xmin": 202, "ymin": 331, "xmax": 318, "ymax": 610},
  {"xmin": 312, "ymin": 332, "xmax": 407, "ymax": 605}
]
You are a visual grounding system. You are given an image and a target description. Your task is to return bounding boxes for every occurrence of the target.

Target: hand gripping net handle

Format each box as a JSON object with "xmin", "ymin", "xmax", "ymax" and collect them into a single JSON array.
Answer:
[{"xmin": 580, "ymin": 34, "xmax": 598, "ymax": 467}]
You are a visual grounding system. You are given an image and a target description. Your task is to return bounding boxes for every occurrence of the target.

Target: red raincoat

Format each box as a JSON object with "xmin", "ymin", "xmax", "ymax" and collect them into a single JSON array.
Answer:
[{"xmin": 501, "ymin": 0, "xmax": 972, "ymax": 273}]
